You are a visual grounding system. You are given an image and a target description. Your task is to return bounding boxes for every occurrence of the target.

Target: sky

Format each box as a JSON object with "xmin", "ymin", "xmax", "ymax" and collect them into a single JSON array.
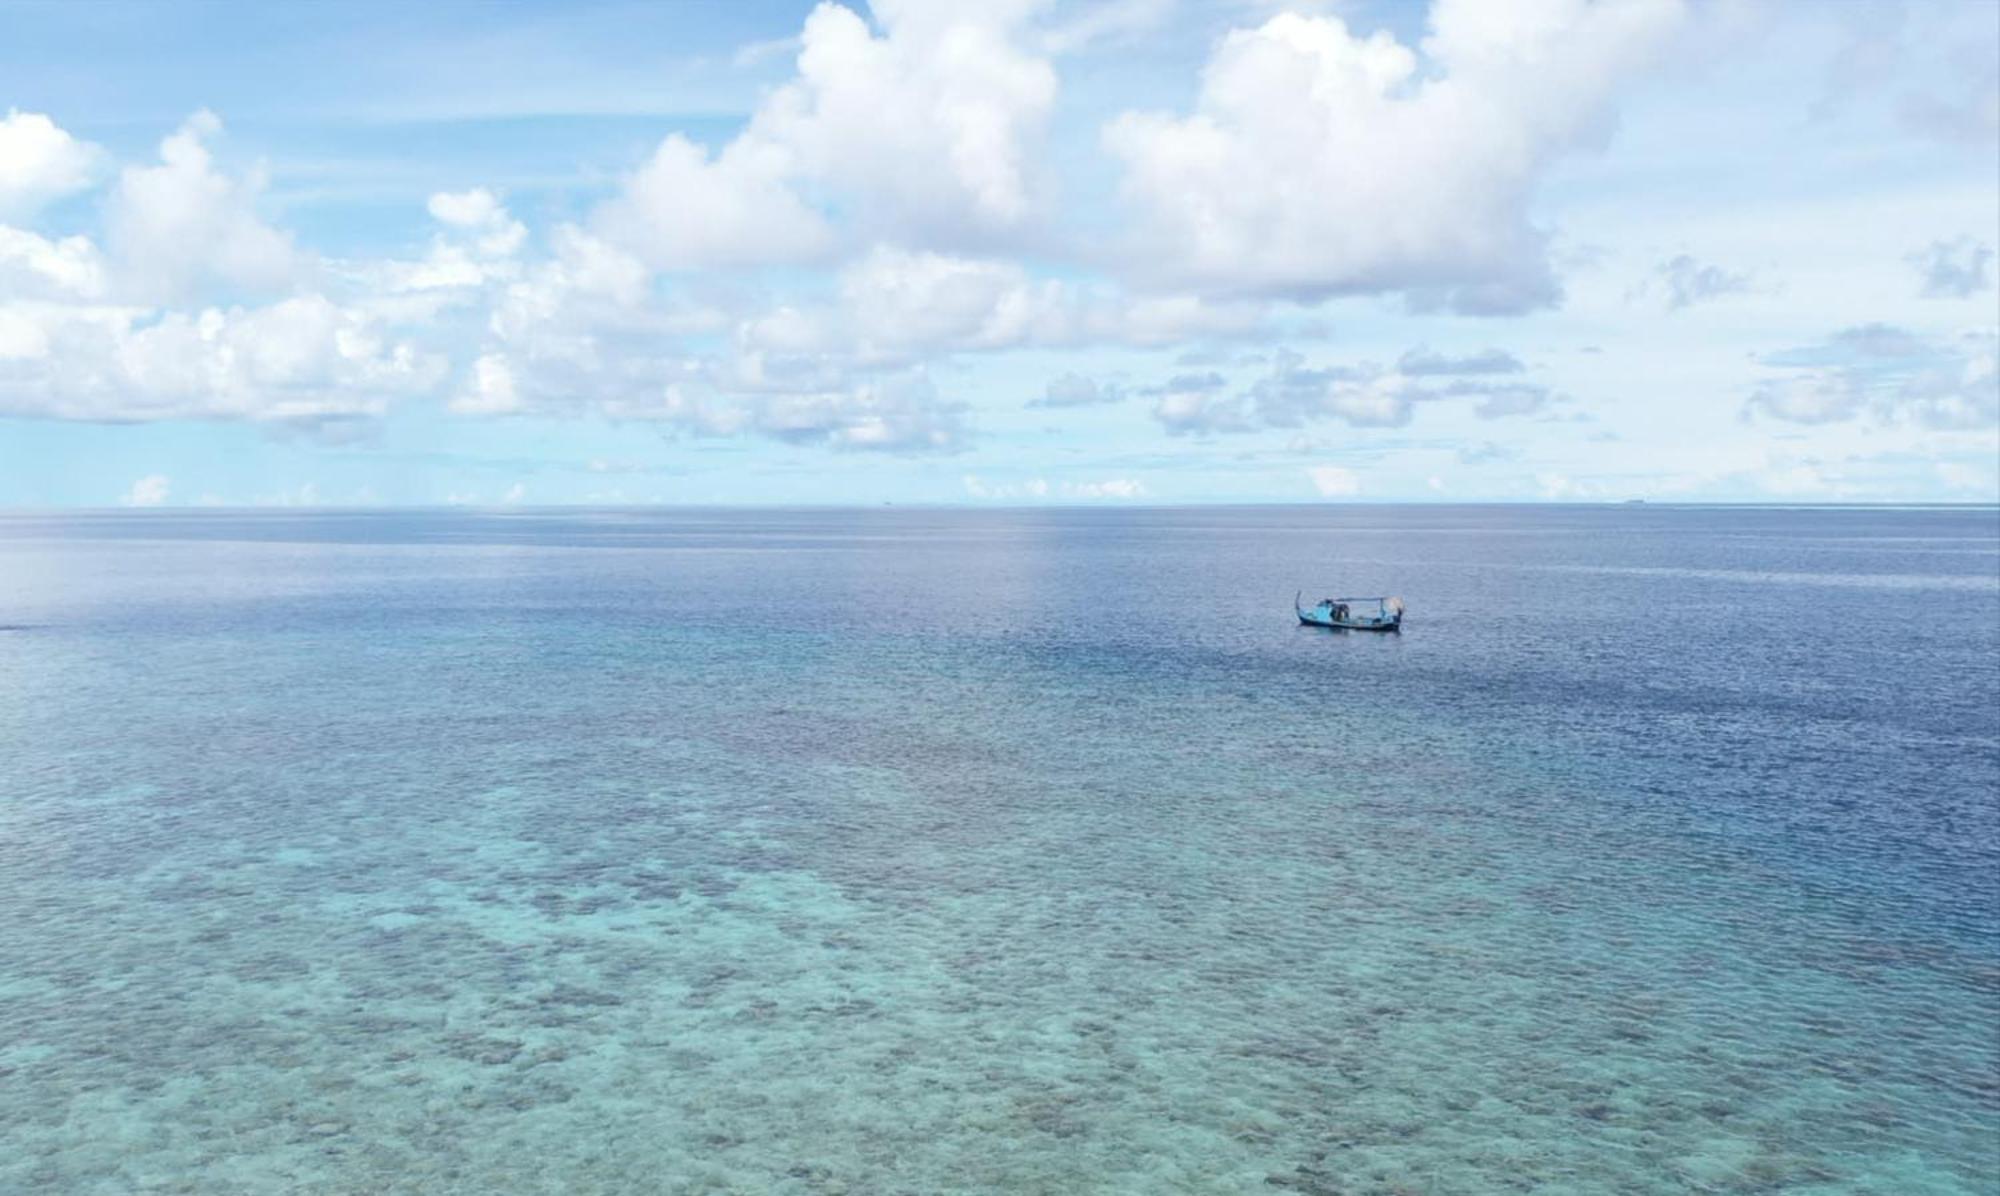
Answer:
[{"xmin": 0, "ymin": 0, "xmax": 1995, "ymax": 508}]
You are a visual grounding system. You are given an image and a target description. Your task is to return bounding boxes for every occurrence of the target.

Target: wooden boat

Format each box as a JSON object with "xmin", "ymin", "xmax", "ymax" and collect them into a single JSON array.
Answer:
[{"xmin": 1297, "ymin": 592, "xmax": 1404, "ymax": 631}]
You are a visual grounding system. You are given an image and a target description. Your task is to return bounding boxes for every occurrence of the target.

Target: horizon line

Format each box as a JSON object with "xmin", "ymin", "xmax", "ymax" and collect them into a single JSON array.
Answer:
[{"xmin": 6, "ymin": 500, "xmax": 1998, "ymax": 515}]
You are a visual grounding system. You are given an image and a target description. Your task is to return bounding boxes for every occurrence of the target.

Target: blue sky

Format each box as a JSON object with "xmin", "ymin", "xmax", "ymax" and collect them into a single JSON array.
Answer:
[{"xmin": 0, "ymin": 0, "xmax": 1994, "ymax": 507}]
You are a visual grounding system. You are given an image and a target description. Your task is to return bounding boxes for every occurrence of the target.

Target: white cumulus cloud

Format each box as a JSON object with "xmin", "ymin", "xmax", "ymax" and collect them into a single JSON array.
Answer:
[
  {"xmin": 596, "ymin": 133, "xmax": 833, "ymax": 272},
  {"xmin": 0, "ymin": 110, "xmax": 100, "ymax": 219},
  {"xmin": 106, "ymin": 110, "xmax": 305, "ymax": 301},
  {"xmin": 596, "ymin": 2, "xmax": 1057, "ymax": 270},
  {"xmin": 0, "ymin": 225, "xmax": 107, "ymax": 300},
  {"xmin": 121, "ymin": 473, "xmax": 170, "ymax": 507},
  {"xmin": 427, "ymin": 188, "xmax": 527, "ymax": 257},
  {"xmin": 0, "ymin": 294, "xmax": 445, "ymax": 422},
  {"xmin": 735, "ymin": 246, "xmax": 1266, "ymax": 367},
  {"xmin": 1104, "ymin": 0, "xmax": 1685, "ymax": 311},
  {"xmin": 452, "ymin": 353, "xmax": 522, "ymax": 415}
]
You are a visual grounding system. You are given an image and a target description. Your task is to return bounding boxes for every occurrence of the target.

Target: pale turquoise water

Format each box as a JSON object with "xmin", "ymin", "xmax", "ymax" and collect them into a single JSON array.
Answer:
[{"xmin": 1, "ymin": 506, "xmax": 1995, "ymax": 1193}]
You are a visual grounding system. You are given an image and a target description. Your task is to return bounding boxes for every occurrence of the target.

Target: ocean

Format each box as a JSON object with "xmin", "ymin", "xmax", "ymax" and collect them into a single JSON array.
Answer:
[{"xmin": 1, "ymin": 504, "xmax": 1995, "ymax": 1194}]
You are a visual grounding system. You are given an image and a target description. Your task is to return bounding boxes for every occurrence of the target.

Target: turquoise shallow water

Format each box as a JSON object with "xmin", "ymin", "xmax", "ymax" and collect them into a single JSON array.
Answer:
[{"xmin": 0, "ymin": 506, "xmax": 1996, "ymax": 1193}]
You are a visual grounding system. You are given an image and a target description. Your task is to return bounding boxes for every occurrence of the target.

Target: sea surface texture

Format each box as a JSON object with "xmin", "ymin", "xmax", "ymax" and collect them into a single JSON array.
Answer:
[{"xmin": 0, "ymin": 505, "xmax": 1995, "ymax": 1195}]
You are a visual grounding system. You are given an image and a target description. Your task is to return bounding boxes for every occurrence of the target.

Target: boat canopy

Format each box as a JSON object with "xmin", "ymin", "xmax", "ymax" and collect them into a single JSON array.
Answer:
[{"xmin": 1317, "ymin": 596, "xmax": 1403, "ymax": 613}]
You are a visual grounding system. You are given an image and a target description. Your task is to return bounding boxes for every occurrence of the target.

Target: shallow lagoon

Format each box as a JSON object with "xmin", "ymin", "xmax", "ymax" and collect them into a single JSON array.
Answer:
[{"xmin": 1, "ymin": 505, "xmax": 1995, "ymax": 1193}]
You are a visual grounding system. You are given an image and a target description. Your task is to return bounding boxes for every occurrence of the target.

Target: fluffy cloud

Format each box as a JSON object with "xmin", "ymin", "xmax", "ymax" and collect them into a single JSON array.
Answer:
[
  {"xmin": 836, "ymin": 246, "xmax": 1071, "ymax": 355},
  {"xmin": 457, "ymin": 255, "xmax": 975, "ymax": 452},
  {"xmin": 0, "ymin": 225, "xmax": 106, "ymax": 300},
  {"xmin": 596, "ymin": 134, "xmax": 832, "ymax": 272},
  {"xmin": 121, "ymin": 473, "xmax": 170, "ymax": 507},
  {"xmin": 0, "ymin": 294, "xmax": 445, "ymax": 423},
  {"xmin": 106, "ymin": 111, "xmax": 304, "ymax": 301},
  {"xmin": 598, "ymin": 2, "xmax": 1056, "ymax": 270},
  {"xmin": 427, "ymin": 189, "xmax": 527, "ymax": 258},
  {"xmin": 0, "ymin": 112, "xmax": 444, "ymax": 425},
  {"xmin": 764, "ymin": 1, "xmax": 1057, "ymax": 241},
  {"xmin": 1908, "ymin": 238, "xmax": 1993, "ymax": 298},
  {"xmin": 736, "ymin": 246, "xmax": 1266, "ymax": 364},
  {"xmin": 401, "ymin": 161, "xmax": 1077, "ymax": 452},
  {"xmin": 0, "ymin": 110, "xmax": 100, "ymax": 218},
  {"xmin": 0, "ymin": 113, "xmax": 463, "ymax": 427},
  {"xmin": 1746, "ymin": 325, "xmax": 1998, "ymax": 430},
  {"xmin": 474, "ymin": 236, "xmax": 1255, "ymax": 450},
  {"xmin": 451, "ymin": 354, "xmax": 521, "ymax": 415},
  {"xmin": 371, "ymin": 189, "xmax": 539, "ymax": 303},
  {"xmin": 1104, "ymin": 0, "xmax": 1685, "ymax": 310},
  {"xmin": 442, "ymin": 219, "xmax": 707, "ymax": 417}
]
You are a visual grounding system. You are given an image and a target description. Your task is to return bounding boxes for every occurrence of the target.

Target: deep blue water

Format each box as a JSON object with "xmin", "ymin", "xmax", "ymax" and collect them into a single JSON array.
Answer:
[{"xmin": 1, "ymin": 505, "xmax": 1995, "ymax": 1194}]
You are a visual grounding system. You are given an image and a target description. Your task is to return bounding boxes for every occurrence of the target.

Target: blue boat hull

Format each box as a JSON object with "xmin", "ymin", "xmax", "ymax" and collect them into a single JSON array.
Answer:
[{"xmin": 1298, "ymin": 611, "xmax": 1401, "ymax": 631}]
